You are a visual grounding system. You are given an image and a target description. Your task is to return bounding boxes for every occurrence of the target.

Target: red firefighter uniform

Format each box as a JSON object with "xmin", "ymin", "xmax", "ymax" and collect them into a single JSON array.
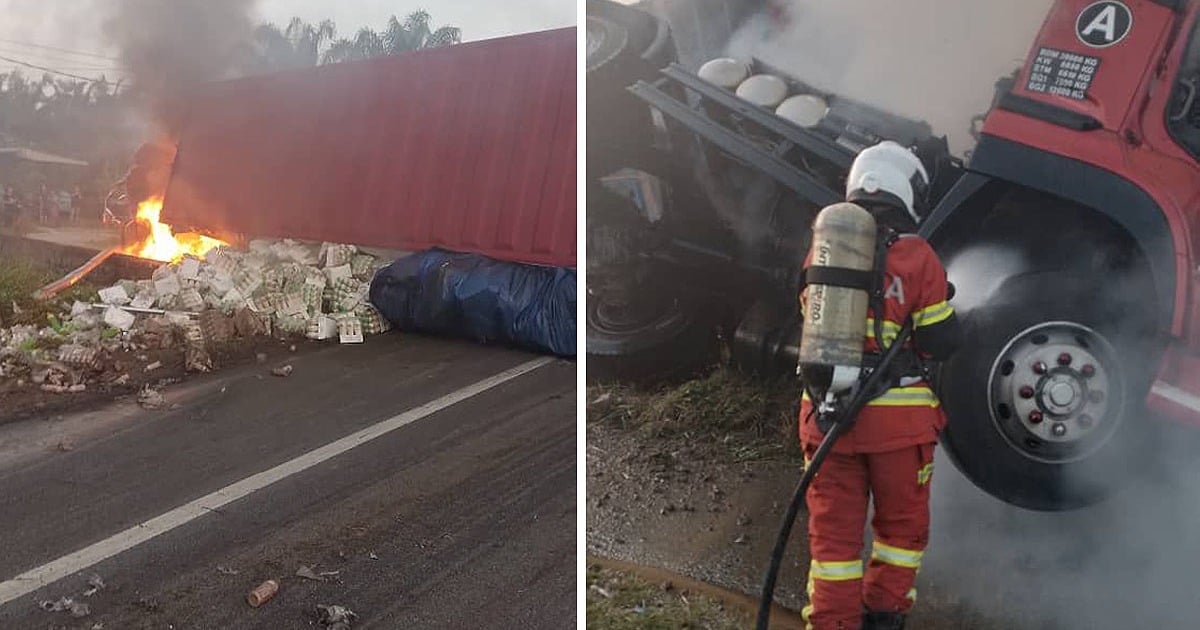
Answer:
[{"xmin": 798, "ymin": 233, "xmax": 958, "ymax": 630}]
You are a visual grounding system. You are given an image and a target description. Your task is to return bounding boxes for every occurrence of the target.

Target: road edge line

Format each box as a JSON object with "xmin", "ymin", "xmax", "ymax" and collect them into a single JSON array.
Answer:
[{"xmin": 0, "ymin": 356, "xmax": 556, "ymax": 606}]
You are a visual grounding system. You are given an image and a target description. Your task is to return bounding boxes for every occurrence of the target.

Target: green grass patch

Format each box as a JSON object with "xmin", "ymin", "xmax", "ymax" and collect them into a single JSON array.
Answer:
[
  {"xmin": 0, "ymin": 260, "xmax": 98, "ymax": 327},
  {"xmin": 587, "ymin": 367, "xmax": 801, "ymax": 461},
  {"xmin": 586, "ymin": 564, "xmax": 748, "ymax": 630}
]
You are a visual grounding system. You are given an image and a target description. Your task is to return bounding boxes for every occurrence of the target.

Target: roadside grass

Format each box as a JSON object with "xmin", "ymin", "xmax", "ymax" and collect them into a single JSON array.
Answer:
[
  {"xmin": 0, "ymin": 260, "xmax": 97, "ymax": 328},
  {"xmin": 586, "ymin": 564, "xmax": 749, "ymax": 630},
  {"xmin": 587, "ymin": 367, "xmax": 801, "ymax": 462}
]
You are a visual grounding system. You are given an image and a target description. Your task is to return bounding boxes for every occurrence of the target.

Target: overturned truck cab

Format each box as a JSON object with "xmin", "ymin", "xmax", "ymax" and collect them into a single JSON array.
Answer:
[{"xmin": 586, "ymin": 0, "xmax": 1200, "ymax": 511}]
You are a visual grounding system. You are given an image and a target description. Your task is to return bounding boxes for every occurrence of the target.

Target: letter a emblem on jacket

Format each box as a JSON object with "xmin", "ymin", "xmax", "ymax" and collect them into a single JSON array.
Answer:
[{"xmin": 885, "ymin": 276, "xmax": 905, "ymax": 305}]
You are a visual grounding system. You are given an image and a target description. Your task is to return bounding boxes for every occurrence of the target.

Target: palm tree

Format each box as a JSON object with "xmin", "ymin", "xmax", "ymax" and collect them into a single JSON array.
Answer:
[
  {"xmin": 322, "ymin": 10, "xmax": 461, "ymax": 65},
  {"xmin": 252, "ymin": 17, "xmax": 337, "ymax": 72}
]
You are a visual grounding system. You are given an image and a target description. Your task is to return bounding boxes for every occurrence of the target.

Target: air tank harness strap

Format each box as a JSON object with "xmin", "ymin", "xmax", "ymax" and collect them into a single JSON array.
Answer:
[
  {"xmin": 860, "ymin": 227, "xmax": 924, "ymax": 400},
  {"xmin": 870, "ymin": 226, "xmax": 901, "ymax": 350}
]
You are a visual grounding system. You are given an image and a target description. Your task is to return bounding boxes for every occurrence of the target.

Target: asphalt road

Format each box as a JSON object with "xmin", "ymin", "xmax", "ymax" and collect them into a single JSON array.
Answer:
[{"xmin": 0, "ymin": 334, "xmax": 577, "ymax": 629}]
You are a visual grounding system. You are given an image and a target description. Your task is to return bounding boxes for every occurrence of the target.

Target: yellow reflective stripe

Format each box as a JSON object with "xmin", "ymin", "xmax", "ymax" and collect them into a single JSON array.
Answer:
[
  {"xmin": 913, "ymin": 300, "xmax": 953, "ymax": 327},
  {"xmin": 917, "ymin": 462, "xmax": 934, "ymax": 485},
  {"xmin": 907, "ymin": 588, "xmax": 918, "ymax": 603},
  {"xmin": 872, "ymin": 541, "xmax": 924, "ymax": 569},
  {"xmin": 802, "ymin": 574, "xmax": 816, "ymax": 629},
  {"xmin": 864, "ymin": 317, "xmax": 902, "ymax": 343},
  {"xmin": 810, "ymin": 559, "xmax": 864, "ymax": 581},
  {"xmin": 866, "ymin": 386, "xmax": 940, "ymax": 408}
]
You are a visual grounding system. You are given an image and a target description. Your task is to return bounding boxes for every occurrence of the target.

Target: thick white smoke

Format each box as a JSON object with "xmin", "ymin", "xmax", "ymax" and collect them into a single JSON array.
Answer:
[
  {"xmin": 927, "ymin": 417, "xmax": 1200, "ymax": 628},
  {"xmin": 725, "ymin": 0, "xmax": 1055, "ymax": 156}
]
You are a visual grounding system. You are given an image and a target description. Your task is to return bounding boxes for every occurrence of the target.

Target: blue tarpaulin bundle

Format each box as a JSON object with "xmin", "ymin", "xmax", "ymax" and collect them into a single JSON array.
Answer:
[{"xmin": 369, "ymin": 248, "xmax": 576, "ymax": 356}]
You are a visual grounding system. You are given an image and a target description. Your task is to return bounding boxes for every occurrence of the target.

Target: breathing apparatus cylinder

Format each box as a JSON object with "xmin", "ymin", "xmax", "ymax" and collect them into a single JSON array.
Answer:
[{"xmin": 797, "ymin": 202, "xmax": 877, "ymax": 403}]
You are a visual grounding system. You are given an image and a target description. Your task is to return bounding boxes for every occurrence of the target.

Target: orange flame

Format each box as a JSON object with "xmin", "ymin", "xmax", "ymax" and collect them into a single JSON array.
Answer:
[{"xmin": 123, "ymin": 198, "xmax": 227, "ymax": 262}]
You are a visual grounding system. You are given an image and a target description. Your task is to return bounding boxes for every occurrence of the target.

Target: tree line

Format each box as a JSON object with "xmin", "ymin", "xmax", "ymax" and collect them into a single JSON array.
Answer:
[{"xmin": 0, "ymin": 11, "xmax": 461, "ymax": 190}]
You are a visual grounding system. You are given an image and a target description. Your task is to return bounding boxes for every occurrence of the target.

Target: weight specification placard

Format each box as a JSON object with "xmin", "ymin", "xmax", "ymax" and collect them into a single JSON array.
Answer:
[{"xmin": 1026, "ymin": 47, "xmax": 1100, "ymax": 100}]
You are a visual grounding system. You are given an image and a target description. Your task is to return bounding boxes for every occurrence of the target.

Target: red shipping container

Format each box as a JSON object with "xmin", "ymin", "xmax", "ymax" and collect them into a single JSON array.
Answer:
[{"xmin": 162, "ymin": 27, "xmax": 576, "ymax": 267}]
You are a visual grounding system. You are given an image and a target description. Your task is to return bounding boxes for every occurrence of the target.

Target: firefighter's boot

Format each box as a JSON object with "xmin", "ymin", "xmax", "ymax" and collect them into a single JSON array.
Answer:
[{"xmin": 862, "ymin": 611, "xmax": 906, "ymax": 630}]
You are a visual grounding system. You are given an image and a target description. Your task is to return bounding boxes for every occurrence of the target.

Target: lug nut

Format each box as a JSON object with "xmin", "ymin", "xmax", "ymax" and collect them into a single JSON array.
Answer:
[
  {"xmin": 1019, "ymin": 385, "xmax": 1035, "ymax": 399},
  {"xmin": 1058, "ymin": 353, "xmax": 1073, "ymax": 366},
  {"xmin": 1029, "ymin": 410, "xmax": 1044, "ymax": 424},
  {"xmin": 1089, "ymin": 390, "xmax": 1104, "ymax": 403},
  {"xmin": 1081, "ymin": 364, "xmax": 1096, "ymax": 378},
  {"xmin": 1052, "ymin": 423, "xmax": 1067, "ymax": 437},
  {"xmin": 1033, "ymin": 361, "xmax": 1047, "ymax": 375},
  {"xmin": 1078, "ymin": 414, "xmax": 1094, "ymax": 428}
]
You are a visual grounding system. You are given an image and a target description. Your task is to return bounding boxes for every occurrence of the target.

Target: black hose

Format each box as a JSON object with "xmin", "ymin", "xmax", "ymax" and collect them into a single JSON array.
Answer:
[{"xmin": 754, "ymin": 321, "xmax": 915, "ymax": 630}]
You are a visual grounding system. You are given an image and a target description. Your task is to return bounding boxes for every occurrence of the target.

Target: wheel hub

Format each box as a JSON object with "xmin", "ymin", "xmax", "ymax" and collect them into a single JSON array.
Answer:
[{"xmin": 987, "ymin": 321, "xmax": 1123, "ymax": 464}]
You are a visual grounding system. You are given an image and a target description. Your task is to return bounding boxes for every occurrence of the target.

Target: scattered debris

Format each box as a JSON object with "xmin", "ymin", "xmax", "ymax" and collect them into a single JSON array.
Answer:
[
  {"xmin": 39, "ymin": 596, "xmax": 90, "ymax": 618},
  {"xmin": 271, "ymin": 364, "xmax": 293, "ymax": 378},
  {"xmin": 255, "ymin": 352, "xmax": 268, "ymax": 364},
  {"xmin": 216, "ymin": 565, "xmax": 240, "ymax": 575},
  {"xmin": 296, "ymin": 565, "xmax": 324, "ymax": 581},
  {"xmin": 246, "ymin": 579, "xmax": 279, "ymax": 607},
  {"xmin": 82, "ymin": 574, "xmax": 105, "ymax": 597},
  {"xmin": 367, "ymin": 551, "xmax": 378, "ymax": 560},
  {"xmin": 55, "ymin": 439, "xmax": 74, "ymax": 452},
  {"xmin": 317, "ymin": 604, "xmax": 358, "ymax": 629},
  {"xmin": 137, "ymin": 386, "xmax": 166, "ymax": 410},
  {"xmin": 589, "ymin": 584, "xmax": 613, "ymax": 599},
  {"xmin": 1, "ymin": 239, "xmax": 391, "ymax": 397},
  {"xmin": 733, "ymin": 534, "xmax": 748, "ymax": 545},
  {"xmin": 134, "ymin": 596, "xmax": 160, "ymax": 612}
]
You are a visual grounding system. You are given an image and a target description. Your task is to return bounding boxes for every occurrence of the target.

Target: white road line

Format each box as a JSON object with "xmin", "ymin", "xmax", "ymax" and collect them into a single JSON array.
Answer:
[{"xmin": 0, "ymin": 356, "xmax": 555, "ymax": 606}]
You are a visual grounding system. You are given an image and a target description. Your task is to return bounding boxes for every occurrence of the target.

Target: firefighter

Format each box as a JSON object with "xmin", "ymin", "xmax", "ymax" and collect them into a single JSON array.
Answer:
[{"xmin": 798, "ymin": 141, "xmax": 962, "ymax": 630}]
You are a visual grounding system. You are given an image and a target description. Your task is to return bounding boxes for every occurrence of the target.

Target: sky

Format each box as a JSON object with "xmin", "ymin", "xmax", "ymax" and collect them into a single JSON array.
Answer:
[{"xmin": 0, "ymin": 0, "xmax": 577, "ymax": 83}]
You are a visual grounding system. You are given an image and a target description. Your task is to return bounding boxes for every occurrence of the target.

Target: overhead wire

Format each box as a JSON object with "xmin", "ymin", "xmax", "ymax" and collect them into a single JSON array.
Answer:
[
  {"xmin": 0, "ymin": 36, "xmax": 119, "ymax": 61},
  {"xmin": 0, "ymin": 53, "xmax": 132, "ymax": 90}
]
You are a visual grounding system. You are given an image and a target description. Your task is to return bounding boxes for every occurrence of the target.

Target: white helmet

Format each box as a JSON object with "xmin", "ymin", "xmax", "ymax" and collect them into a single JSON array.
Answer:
[{"xmin": 845, "ymin": 140, "xmax": 930, "ymax": 223}]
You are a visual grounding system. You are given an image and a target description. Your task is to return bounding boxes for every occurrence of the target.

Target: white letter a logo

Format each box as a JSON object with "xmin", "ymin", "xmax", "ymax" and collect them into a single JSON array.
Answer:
[{"xmin": 1082, "ymin": 5, "xmax": 1117, "ymax": 42}]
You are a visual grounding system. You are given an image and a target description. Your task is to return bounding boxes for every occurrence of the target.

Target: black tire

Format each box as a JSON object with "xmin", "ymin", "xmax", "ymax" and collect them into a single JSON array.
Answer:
[
  {"xmin": 586, "ymin": 14, "xmax": 629, "ymax": 73},
  {"xmin": 585, "ymin": 0, "xmax": 677, "ymax": 184},
  {"xmin": 586, "ymin": 288, "xmax": 716, "ymax": 384},
  {"xmin": 937, "ymin": 271, "xmax": 1158, "ymax": 511}
]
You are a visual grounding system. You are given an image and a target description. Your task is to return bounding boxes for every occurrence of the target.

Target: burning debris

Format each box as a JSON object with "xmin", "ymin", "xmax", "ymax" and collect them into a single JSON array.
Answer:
[
  {"xmin": 123, "ymin": 198, "xmax": 227, "ymax": 263},
  {"xmin": 0, "ymin": 237, "xmax": 391, "ymax": 396}
]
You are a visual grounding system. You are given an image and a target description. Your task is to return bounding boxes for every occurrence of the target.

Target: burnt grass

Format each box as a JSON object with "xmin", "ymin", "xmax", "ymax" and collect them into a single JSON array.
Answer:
[{"xmin": 586, "ymin": 367, "xmax": 803, "ymax": 463}]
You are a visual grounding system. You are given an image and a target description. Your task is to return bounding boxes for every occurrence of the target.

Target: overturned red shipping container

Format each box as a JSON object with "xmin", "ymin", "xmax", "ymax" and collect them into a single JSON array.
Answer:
[{"xmin": 162, "ymin": 27, "xmax": 576, "ymax": 267}]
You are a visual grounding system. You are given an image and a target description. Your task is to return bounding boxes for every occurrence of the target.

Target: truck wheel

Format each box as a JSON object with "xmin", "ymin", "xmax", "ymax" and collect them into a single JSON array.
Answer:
[
  {"xmin": 937, "ymin": 271, "xmax": 1157, "ymax": 511},
  {"xmin": 586, "ymin": 14, "xmax": 629, "ymax": 73},
  {"xmin": 585, "ymin": 0, "xmax": 676, "ymax": 184},
  {"xmin": 586, "ymin": 287, "xmax": 716, "ymax": 384}
]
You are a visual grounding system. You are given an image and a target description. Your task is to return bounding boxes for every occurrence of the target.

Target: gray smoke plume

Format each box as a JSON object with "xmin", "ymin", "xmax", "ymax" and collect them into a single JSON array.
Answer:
[
  {"xmin": 101, "ymin": 0, "xmax": 259, "ymax": 132},
  {"xmin": 725, "ymin": 0, "xmax": 1055, "ymax": 156}
]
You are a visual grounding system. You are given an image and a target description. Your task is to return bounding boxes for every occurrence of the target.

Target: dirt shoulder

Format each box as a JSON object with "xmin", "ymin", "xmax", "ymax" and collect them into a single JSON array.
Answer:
[{"xmin": 585, "ymin": 371, "xmax": 1002, "ymax": 629}]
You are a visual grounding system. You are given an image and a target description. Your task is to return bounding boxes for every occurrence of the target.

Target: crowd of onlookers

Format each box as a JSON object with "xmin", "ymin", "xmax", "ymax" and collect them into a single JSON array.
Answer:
[{"xmin": 1, "ymin": 184, "xmax": 85, "ymax": 229}]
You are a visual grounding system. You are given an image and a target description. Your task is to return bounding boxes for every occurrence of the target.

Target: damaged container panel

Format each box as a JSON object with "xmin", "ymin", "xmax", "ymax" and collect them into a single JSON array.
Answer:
[{"xmin": 163, "ymin": 28, "xmax": 577, "ymax": 268}]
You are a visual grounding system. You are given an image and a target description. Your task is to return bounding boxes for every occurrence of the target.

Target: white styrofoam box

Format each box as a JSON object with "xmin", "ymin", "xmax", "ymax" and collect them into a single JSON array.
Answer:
[
  {"xmin": 98, "ymin": 285, "xmax": 131, "ymax": 306},
  {"xmin": 103, "ymin": 307, "xmax": 136, "ymax": 331}
]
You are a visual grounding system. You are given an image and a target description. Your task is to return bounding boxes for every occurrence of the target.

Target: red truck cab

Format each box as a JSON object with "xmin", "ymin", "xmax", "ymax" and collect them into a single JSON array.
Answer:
[{"xmin": 923, "ymin": 0, "xmax": 1200, "ymax": 509}]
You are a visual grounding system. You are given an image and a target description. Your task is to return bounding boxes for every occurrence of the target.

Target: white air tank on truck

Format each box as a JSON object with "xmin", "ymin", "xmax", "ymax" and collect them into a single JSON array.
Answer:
[{"xmin": 586, "ymin": 0, "xmax": 1200, "ymax": 512}]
